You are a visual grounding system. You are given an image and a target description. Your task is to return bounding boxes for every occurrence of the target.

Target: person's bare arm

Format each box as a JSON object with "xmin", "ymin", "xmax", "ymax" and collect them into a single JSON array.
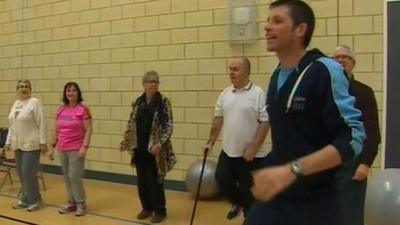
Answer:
[
  {"xmin": 203, "ymin": 117, "xmax": 223, "ymax": 152},
  {"xmin": 243, "ymin": 122, "xmax": 270, "ymax": 162},
  {"xmin": 78, "ymin": 119, "xmax": 92, "ymax": 157},
  {"xmin": 252, "ymin": 144, "xmax": 342, "ymax": 202}
]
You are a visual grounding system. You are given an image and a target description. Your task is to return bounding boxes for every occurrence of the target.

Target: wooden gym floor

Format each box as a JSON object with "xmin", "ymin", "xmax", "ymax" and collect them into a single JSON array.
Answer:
[{"xmin": 0, "ymin": 171, "xmax": 243, "ymax": 225}]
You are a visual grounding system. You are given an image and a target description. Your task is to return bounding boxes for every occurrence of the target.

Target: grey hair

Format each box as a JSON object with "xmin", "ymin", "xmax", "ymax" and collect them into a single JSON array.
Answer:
[
  {"xmin": 16, "ymin": 79, "xmax": 32, "ymax": 90},
  {"xmin": 142, "ymin": 70, "xmax": 159, "ymax": 83},
  {"xmin": 241, "ymin": 57, "xmax": 251, "ymax": 76},
  {"xmin": 334, "ymin": 45, "xmax": 356, "ymax": 61}
]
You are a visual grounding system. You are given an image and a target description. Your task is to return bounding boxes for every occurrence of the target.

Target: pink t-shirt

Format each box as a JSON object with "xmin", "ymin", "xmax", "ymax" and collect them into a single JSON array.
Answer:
[{"xmin": 56, "ymin": 104, "xmax": 91, "ymax": 151}]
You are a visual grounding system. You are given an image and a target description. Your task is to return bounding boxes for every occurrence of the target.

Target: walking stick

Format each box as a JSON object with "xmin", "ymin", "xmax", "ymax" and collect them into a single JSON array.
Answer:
[{"xmin": 189, "ymin": 147, "xmax": 209, "ymax": 225}]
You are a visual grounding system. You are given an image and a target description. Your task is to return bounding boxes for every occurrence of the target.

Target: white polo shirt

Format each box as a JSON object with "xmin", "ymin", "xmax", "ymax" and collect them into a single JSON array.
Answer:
[{"xmin": 215, "ymin": 82, "xmax": 269, "ymax": 158}]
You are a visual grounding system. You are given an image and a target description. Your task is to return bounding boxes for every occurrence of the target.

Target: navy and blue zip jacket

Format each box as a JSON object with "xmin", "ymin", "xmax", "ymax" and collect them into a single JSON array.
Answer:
[{"xmin": 266, "ymin": 49, "xmax": 366, "ymax": 198}]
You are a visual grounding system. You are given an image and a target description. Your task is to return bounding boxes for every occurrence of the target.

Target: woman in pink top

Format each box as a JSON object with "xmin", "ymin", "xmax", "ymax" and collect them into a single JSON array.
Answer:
[{"xmin": 51, "ymin": 82, "xmax": 92, "ymax": 216}]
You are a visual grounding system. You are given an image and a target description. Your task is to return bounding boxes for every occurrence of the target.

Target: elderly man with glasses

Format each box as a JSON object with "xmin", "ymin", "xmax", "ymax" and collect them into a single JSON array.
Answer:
[{"xmin": 333, "ymin": 45, "xmax": 381, "ymax": 225}]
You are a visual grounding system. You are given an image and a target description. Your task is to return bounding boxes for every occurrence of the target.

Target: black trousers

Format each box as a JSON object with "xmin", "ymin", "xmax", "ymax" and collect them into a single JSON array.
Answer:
[
  {"xmin": 335, "ymin": 156, "xmax": 367, "ymax": 225},
  {"xmin": 134, "ymin": 156, "xmax": 166, "ymax": 216},
  {"xmin": 245, "ymin": 192, "xmax": 339, "ymax": 225},
  {"xmin": 215, "ymin": 151, "xmax": 266, "ymax": 215}
]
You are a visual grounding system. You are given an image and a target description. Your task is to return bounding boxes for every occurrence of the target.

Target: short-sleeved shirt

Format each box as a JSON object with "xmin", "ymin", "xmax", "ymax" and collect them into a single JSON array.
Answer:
[
  {"xmin": 215, "ymin": 82, "xmax": 269, "ymax": 158},
  {"xmin": 56, "ymin": 104, "xmax": 91, "ymax": 151}
]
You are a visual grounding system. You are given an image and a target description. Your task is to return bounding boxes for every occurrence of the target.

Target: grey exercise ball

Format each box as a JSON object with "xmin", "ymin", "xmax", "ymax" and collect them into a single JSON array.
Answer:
[
  {"xmin": 185, "ymin": 159, "xmax": 219, "ymax": 199},
  {"xmin": 365, "ymin": 168, "xmax": 400, "ymax": 225}
]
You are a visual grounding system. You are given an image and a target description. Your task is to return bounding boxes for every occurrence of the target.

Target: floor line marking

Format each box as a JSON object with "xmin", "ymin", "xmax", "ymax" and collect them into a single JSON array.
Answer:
[{"xmin": 0, "ymin": 193, "xmax": 149, "ymax": 225}]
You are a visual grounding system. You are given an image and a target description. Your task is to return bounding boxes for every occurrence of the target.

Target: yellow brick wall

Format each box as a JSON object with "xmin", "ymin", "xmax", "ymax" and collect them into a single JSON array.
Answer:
[{"xmin": 0, "ymin": 0, "xmax": 384, "ymax": 181}]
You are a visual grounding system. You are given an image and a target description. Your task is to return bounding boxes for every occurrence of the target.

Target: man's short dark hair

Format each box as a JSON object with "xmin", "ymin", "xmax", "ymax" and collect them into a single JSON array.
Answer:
[{"xmin": 270, "ymin": 0, "xmax": 315, "ymax": 48}]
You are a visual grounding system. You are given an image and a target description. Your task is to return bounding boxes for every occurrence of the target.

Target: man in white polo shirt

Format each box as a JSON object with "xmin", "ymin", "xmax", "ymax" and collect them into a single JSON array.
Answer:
[{"xmin": 203, "ymin": 57, "xmax": 270, "ymax": 221}]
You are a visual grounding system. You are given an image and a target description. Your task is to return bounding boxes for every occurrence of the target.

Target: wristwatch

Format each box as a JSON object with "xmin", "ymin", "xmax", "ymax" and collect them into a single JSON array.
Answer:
[{"xmin": 289, "ymin": 160, "xmax": 304, "ymax": 178}]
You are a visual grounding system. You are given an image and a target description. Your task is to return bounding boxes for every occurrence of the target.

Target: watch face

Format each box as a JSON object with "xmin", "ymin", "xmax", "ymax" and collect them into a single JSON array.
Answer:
[
  {"xmin": 291, "ymin": 161, "xmax": 304, "ymax": 176},
  {"xmin": 294, "ymin": 164, "xmax": 301, "ymax": 173}
]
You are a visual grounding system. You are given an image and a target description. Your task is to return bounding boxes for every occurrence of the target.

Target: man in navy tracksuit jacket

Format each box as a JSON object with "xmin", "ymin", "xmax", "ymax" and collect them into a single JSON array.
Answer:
[{"xmin": 246, "ymin": 1, "xmax": 366, "ymax": 225}]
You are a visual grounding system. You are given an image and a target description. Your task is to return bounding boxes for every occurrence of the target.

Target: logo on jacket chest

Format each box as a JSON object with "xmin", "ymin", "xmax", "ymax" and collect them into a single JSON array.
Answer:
[{"xmin": 291, "ymin": 96, "xmax": 307, "ymax": 111}]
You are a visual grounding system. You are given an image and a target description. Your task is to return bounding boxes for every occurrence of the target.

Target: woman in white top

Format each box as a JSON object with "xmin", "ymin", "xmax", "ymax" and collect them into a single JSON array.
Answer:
[{"xmin": 4, "ymin": 79, "xmax": 48, "ymax": 212}]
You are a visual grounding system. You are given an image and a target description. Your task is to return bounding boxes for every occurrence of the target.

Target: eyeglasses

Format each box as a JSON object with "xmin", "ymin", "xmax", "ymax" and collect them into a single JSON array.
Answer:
[
  {"xmin": 144, "ymin": 80, "xmax": 159, "ymax": 84},
  {"xmin": 18, "ymin": 85, "xmax": 30, "ymax": 89},
  {"xmin": 333, "ymin": 55, "xmax": 353, "ymax": 60}
]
